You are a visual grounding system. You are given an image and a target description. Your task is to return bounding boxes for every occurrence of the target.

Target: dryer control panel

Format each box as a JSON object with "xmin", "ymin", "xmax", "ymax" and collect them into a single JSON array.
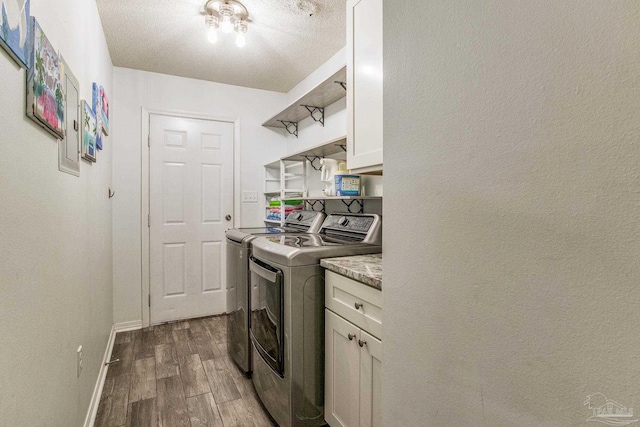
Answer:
[{"xmin": 321, "ymin": 214, "xmax": 382, "ymax": 244}]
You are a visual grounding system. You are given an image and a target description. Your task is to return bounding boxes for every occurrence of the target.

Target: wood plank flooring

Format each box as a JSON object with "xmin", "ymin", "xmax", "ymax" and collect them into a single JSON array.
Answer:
[{"xmin": 95, "ymin": 315, "xmax": 276, "ymax": 427}]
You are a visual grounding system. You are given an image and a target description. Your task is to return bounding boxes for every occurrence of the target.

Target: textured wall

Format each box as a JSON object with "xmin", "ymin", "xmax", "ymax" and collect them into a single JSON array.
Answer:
[
  {"xmin": 111, "ymin": 68, "xmax": 288, "ymax": 325},
  {"xmin": 383, "ymin": 1, "xmax": 640, "ymax": 426},
  {"xmin": 0, "ymin": 0, "xmax": 113, "ymax": 425}
]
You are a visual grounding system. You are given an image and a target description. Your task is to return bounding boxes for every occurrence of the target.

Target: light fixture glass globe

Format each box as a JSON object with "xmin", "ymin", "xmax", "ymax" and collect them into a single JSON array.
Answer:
[
  {"xmin": 220, "ymin": 15, "xmax": 233, "ymax": 33},
  {"xmin": 236, "ymin": 32, "xmax": 246, "ymax": 48},
  {"xmin": 208, "ymin": 27, "xmax": 218, "ymax": 43}
]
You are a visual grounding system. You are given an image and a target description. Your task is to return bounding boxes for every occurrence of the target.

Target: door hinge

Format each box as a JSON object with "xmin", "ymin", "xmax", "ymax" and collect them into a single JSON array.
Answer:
[
  {"xmin": 147, "ymin": 135, "xmax": 150, "ymax": 147},
  {"xmin": 148, "ymin": 214, "xmax": 150, "ymax": 227},
  {"xmin": 148, "ymin": 294, "xmax": 151, "ymax": 307}
]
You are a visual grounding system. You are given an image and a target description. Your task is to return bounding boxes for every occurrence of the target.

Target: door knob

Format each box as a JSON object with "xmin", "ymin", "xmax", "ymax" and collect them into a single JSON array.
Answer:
[
  {"xmin": 225, "ymin": 214, "xmax": 232, "ymax": 221},
  {"xmin": 358, "ymin": 339, "xmax": 367, "ymax": 348},
  {"xmin": 347, "ymin": 333, "xmax": 356, "ymax": 341},
  {"xmin": 354, "ymin": 302, "xmax": 363, "ymax": 310}
]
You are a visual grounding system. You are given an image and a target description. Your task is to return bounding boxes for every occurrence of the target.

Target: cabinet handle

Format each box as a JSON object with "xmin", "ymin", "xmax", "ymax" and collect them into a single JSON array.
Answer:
[
  {"xmin": 358, "ymin": 339, "xmax": 367, "ymax": 348},
  {"xmin": 348, "ymin": 333, "xmax": 356, "ymax": 341},
  {"xmin": 354, "ymin": 302, "xmax": 363, "ymax": 310}
]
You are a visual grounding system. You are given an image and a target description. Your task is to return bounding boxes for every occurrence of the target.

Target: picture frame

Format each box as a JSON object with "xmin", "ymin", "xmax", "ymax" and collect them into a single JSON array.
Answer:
[
  {"xmin": 81, "ymin": 100, "xmax": 96, "ymax": 162},
  {"xmin": 26, "ymin": 17, "xmax": 65, "ymax": 139},
  {"xmin": 92, "ymin": 82, "xmax": 102, "ymax": 150},
  {"xmin": 0, "ymin": 0, "xmax": 31, "ymax": 68},
  {"xmin": 100, "ymin": 86, "xmax": 109, "ymax": 136},
  {"xmin": 58, "ymin": 57, "xmax": 80, "ymax": 176}
]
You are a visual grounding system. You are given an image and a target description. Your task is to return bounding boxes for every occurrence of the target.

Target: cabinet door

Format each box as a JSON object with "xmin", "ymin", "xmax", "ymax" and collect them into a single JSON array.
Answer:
[
  {"xmin": 325, "ymin": 270, "xmax": 383, "ymax": 340},
  {"xmin": 347, "ymin": 0, "xmax": 384, "ymax": 171},
  {"xmin": 359, "ymin": 330, "xmax": 382, "ymax": 427},
  {"xmin": 326, "ymin": 310, "xmax": 361, "ymax": 427}
]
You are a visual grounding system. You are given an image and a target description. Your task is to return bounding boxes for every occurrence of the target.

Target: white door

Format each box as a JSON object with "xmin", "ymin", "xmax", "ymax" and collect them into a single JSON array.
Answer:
[
  {"xmin": 325, "ymin": 310, "xmax": 361, "ymax": 427},
  {"xmin": 149, "ymin": 114, "xmax": 234, "ymax": 324}
]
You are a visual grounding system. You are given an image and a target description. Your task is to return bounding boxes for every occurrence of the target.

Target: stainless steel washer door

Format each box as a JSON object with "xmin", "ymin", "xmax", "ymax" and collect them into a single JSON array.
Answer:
[{"xmin": 249, "ymin": 256, "xmax": 285, "ymax": 377}]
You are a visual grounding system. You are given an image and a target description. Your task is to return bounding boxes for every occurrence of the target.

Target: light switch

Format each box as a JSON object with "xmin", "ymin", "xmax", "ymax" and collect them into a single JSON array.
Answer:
[{"xmin": 242, "ymin": 191, "xmax": 258, "ymax": 203}]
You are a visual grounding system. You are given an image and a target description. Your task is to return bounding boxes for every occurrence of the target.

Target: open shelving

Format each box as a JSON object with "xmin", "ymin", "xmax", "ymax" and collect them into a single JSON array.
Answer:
[
  {"xmin": 263, "ymin": 137, "xmax": 382, "ymax": 225},
  {"xmin": 284, "ymin": 196, "xmax": 382, "ymax": 215},
  {"xmin": 262, "ymin": 67, "xmax": 347, "ymax": 138}
]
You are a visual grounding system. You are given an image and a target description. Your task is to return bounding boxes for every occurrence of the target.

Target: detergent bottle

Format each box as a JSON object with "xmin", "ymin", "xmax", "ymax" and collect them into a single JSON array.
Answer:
[{"xmin": 320, "ymin": 159, "xmax": 339, "ymax": 196}]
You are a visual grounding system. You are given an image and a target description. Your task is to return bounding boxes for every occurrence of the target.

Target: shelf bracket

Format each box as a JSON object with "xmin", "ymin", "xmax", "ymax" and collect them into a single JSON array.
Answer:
[
  {"xmin": 334, "ymin": 81, "xmax": 347, "ymax": 91},
  {"xmin": 306, "ymin": 199, "xmax": 326, "ymax": 212},
  {"xmin": 341, "ymin": 199, "xmax": 364, "ymax": 214},
  {"xmin": 335, "ymin": 143, "xmax": 347, "ymax": 152},
  {"xmin": 304, "ymin": 156, "xmax": 323, "ymax": 171},
  {"xmin": 279, "ymin": 121, "xmax": 298, "ymax": 138},
  {"xmin": 301, "ymin": 105, "xmax": 324, "ymax": 127}
]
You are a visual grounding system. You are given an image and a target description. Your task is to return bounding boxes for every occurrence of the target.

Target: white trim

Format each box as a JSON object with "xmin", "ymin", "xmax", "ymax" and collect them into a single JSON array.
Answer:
[
  {"xmin": 141, "ymin": 107, "xmax": 150, "ymax": 328},
  {"xmin": 83, "ymin": 324, "xmax": 116, "ymax": 427},
  {"xmin": 233, "ymin": 118, "xmax": 241, "ymax": 230},
  {"xmin": 114, "ymin": 320, "xmax": 143, "ymax": 332},
  {"xmin": 141, "ymin": 107, "xmax": 239, "ymax": 327}
]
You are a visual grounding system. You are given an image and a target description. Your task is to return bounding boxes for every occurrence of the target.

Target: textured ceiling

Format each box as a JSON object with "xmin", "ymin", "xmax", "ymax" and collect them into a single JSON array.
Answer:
[{"xmin": 96, "ymin": 0, "xmax": 346, "ymax": 92}]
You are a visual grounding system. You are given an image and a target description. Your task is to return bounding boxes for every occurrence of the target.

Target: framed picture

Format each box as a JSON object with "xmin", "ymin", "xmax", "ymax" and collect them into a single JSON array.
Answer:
[
  {"xmin": 81, "ymin": 100, "xmax": 96, "ymax": 162},
  {"xmin": 100, "ymin": 86, "xmax": 109, "ymax": 136},
  {"xmin": 0, "ymin": 0, "xmax": 31, "ymax": 67},
  {"xmin": 92, "ymin": 82, "xmax": 102, "ymax": 150},
  {"xmin": 58, "ymin": 57, "xmax": 80, "ymax": 176},
  {"xmin": 26, "ymin": 18, "xmax": 65, "ymax": 138}
]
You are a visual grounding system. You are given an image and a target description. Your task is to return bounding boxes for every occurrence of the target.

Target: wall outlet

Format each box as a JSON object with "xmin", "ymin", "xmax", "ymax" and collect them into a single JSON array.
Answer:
[
  {"xmin": 77, "ymin": 346, "xmax": 83, "ymax": 377},
  {"xmin": 242, "ymin": 191, "xmax": 258, "ymax": 203}
]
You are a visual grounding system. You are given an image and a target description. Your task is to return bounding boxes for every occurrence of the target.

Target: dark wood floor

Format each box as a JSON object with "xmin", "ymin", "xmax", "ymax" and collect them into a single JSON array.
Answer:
[{"xmin": 95, "ymin": 315, "xmax": 276, "ymax": 427}]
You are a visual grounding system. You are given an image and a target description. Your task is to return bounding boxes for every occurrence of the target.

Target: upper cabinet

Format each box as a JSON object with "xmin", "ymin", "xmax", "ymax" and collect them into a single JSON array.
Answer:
[{"xmin": 347, "ymin": 0, "xmax": 383, "ymax": 173}]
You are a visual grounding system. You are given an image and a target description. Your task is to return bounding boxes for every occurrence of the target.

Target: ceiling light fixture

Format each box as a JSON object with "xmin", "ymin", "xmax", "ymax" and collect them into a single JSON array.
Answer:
[
  {"xmin": 206, "ymin": 15, "xmax": 219, "ymax": 43},
  {"xmin": 235, "ymin": 19, "xmax": 247, "ymax": 48},
  {"xmin": 204, "ymin": 0, "xmax": 249, "ymax": 47}
]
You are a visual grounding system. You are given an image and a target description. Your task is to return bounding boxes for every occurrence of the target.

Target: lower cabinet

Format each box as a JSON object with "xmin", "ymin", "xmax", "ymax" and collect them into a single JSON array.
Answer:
[
  {"xmin": 325, "ymin": 309, "xmax": 383, "ymax": 427},
  {"xmin": 359, "ymin": 328, "xmax": 382, "ymax": 427}
]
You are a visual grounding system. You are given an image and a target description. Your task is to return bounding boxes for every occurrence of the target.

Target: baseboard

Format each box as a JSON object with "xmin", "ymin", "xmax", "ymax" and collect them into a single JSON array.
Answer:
[
  {"xmin": 114, "ymin": 320, "xmax": 143, "ymax": 332},
  {"xmin": 83, "ymin": 324, "xmax": 116, "ymax": 427}
]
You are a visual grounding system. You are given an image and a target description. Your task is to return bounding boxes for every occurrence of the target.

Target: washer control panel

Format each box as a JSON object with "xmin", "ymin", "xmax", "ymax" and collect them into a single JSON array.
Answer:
[{"xmin": 322, "ymin": 214, "xmax": 375, "ymax": 233}]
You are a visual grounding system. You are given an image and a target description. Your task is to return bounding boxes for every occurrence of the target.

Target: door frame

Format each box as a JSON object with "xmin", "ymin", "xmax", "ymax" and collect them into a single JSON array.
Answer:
[{"xmin": 141, "ymin": 107, "xmax": 241, "ymax": 327}]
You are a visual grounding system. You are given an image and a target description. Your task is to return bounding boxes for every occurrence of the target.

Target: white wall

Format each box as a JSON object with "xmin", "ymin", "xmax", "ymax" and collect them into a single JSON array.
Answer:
[
  {"xmin": 384, "ymin": 1, "xmax": 640, "ymax": 426},
  {"xmin": 0, "ymin": 0, "xmax": 113, "ymax": 425},
  {"xmin": 112, "ymin": 68, "xmax": 288, "ymax": 325}
]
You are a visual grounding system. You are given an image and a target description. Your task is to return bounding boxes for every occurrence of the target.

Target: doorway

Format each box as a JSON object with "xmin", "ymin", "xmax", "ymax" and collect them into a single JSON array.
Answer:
[{"xmin": 147, "ymin": 113, "xmax": 235, "ymax": 324}]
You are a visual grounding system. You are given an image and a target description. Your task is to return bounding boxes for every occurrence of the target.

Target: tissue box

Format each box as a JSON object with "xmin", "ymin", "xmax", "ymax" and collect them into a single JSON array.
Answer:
[{"xmin": 334, "ymin": 175, "xmax": 361, "ymax": 196}]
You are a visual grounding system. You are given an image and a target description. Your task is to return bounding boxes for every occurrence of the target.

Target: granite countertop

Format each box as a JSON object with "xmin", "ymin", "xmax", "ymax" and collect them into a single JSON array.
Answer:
[{"xmin": 321, "ymin": 253, "xmax": 382, "ymax": 290}]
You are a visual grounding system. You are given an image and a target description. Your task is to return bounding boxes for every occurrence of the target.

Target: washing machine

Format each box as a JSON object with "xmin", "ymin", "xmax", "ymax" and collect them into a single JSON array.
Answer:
[
  {"xmin": 225, "ymin": 210, "xmax": 325, "ymax": 374},
  {"xmin": 249, "ymin": 213, "xmax": 382, "ymax": 427}
]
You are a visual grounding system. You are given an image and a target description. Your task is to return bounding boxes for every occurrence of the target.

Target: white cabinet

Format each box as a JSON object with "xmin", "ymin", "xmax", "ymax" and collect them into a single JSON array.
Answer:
[
  {"xmin": 359, "ymin": 329, "xmax": 383, "ymax": 427},
  {"xmin": 325, "ymin": 271, "xmax": 382, "ymax": 427},
  {"xmin": 325, "ymin": 310, "xmax": 362, "ymax": 427},
  {"xmin": 347, "ymin": 0, "xmax": 383, "ymax": 173},
  {"xmin": 325, "ymin": 270, "xmax": 382, "ymax": 339}
]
